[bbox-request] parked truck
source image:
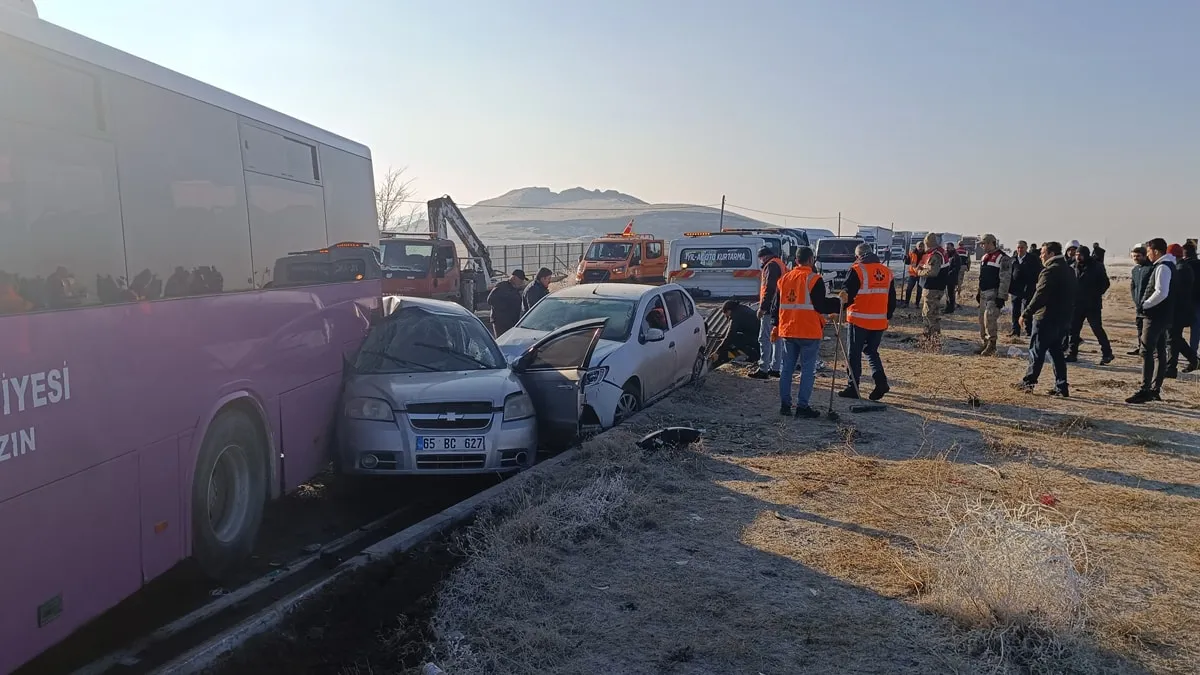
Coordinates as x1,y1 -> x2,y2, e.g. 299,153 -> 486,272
575,222 -> 668,284
379,196 -> 497,311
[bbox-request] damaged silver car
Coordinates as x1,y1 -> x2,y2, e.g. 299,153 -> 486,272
336,296 -> 603,475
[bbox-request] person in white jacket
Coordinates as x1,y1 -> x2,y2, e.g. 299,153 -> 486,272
1128,238 -> 1175,404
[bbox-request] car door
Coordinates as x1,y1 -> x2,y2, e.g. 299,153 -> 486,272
663,288 -> 704,385
512,318 -> 605,442
637,293 -> 675,398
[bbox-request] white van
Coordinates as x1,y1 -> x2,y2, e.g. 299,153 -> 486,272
667,233 -> 767,299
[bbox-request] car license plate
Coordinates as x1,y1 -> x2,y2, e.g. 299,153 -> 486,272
416,436 -> 485,452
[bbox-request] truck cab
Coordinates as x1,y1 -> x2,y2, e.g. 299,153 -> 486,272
269,241 -> 382,288
576,232 -> 667,284
379,233 -> 485,310
814,236 -> 865,291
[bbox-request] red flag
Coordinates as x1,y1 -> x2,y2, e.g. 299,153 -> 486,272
622,219 -> 634,236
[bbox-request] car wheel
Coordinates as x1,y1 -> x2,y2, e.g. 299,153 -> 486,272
613,381 -> 642,424
690,349 -> 707,383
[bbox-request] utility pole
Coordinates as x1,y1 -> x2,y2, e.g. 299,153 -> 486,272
837,212 -> 842,237
718,195 -> 726,230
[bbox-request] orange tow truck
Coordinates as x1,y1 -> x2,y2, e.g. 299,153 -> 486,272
575,221 -> 668,284
378,196 -> 497,311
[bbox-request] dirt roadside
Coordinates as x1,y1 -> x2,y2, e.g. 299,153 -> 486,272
423,279 -> 1198,673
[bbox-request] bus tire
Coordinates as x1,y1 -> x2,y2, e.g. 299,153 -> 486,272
459,278 -> 476,312
191,408 -> 268,580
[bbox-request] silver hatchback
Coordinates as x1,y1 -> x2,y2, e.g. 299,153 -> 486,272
337,296 -> 603,475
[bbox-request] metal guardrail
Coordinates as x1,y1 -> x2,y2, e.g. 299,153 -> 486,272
486,243 -> 586,277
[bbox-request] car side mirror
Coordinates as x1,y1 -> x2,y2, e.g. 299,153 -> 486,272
643,327 -> 665,343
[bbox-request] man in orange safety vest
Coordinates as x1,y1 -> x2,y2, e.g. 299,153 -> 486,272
771,246 -> 842,418
838,243 -> 897,401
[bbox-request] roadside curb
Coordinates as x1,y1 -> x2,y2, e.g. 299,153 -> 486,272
154,447 -> 584,674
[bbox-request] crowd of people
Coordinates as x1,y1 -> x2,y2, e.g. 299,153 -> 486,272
717,235 -> 1200,417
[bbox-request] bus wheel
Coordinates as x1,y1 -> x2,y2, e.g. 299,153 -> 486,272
192,408 -> 267,580
459,278 -> 476,312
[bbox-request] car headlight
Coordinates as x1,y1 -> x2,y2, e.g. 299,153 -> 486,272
611,267 -> 624,274
503,392 -> 535,421
345,397 -> 392,421
582,366 -> 609,387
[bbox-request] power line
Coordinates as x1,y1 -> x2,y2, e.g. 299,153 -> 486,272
723,203 -> 839,221
398,199 -> 723,213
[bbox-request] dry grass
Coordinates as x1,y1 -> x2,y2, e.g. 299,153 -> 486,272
420,268 -> 1199,674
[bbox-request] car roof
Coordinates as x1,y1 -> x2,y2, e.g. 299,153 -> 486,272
553,283 -> 664,300
381,294 -> 476,318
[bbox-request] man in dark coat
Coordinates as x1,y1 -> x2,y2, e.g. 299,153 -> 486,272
1128,246 -> 1154,355
1067,245 -> 1114,365
943,240 -> 962,313
522,267 -> 553,314
1009,240 -> 1041,337
1165,244 -> 1199,376
1184,242 -> 1200,355
1016,242 -> 1076,397
713,300 -> 762,368
486,269 -> 527,336
1091,242 -> 1107,265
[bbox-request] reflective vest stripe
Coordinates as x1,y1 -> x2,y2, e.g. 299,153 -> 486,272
847,262 -> 892,330
777,267 -> 824,339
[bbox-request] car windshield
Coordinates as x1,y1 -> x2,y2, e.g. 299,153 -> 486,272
517,297 -> 637,342
380,241 -> 434,272
353,307 -> 505,373
584,242 -> 632,261
816,239 -> 861,259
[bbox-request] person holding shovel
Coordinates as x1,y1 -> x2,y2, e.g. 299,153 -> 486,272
837,243 -> 896,401
771,246 -> 841,418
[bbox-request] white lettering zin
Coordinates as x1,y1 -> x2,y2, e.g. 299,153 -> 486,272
0,426 -> 35,462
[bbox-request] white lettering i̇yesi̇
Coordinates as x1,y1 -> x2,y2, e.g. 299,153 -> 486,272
1,364 -> 70,416
0,363 -> 68,467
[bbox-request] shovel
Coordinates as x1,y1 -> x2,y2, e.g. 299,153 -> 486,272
835,321 -> 887,414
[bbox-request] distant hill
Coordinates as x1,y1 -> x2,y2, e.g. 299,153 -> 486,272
456,187 -> 780,245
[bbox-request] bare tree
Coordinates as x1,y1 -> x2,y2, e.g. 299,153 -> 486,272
376,166 -> 424,232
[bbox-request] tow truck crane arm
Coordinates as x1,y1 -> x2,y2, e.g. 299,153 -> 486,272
426,195 -> 497,279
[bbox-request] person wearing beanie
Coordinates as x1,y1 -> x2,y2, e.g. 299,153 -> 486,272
1165,243 -> 1199,377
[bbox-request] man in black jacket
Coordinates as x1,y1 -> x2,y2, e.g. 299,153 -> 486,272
750,246 -> 786,379
1009,240 -> 1041,337
1067,246 -> 1114,365
486,269 -> 527,336
522,267 -> 553,314
943,240 -> 962,313
1017,242 -> 1075,397
1128,246 -> 1154,355
1165,244 -> 1199,377
713,300 -> 762,368
1185,242 -> 1200,355
1128,238 -> 1175,404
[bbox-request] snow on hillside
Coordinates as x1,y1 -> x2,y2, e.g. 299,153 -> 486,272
458,187 -> 783,245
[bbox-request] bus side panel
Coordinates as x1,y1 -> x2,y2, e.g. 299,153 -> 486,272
319,144 -> 377,246
139,435 -> 184,584
0,453 -> 141,675
280,373 -> 340,492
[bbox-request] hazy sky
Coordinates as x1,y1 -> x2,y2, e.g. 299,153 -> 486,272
38,0 -> 1199,246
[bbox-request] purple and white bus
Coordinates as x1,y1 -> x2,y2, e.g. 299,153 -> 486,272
0,5 -> 380,672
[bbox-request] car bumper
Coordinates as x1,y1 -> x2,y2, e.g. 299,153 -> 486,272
583,381 -> 623,429
337,414 -> 538,475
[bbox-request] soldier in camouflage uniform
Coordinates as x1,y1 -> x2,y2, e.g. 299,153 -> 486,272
916,232 -> 951,340
974,233 -> 1013,355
